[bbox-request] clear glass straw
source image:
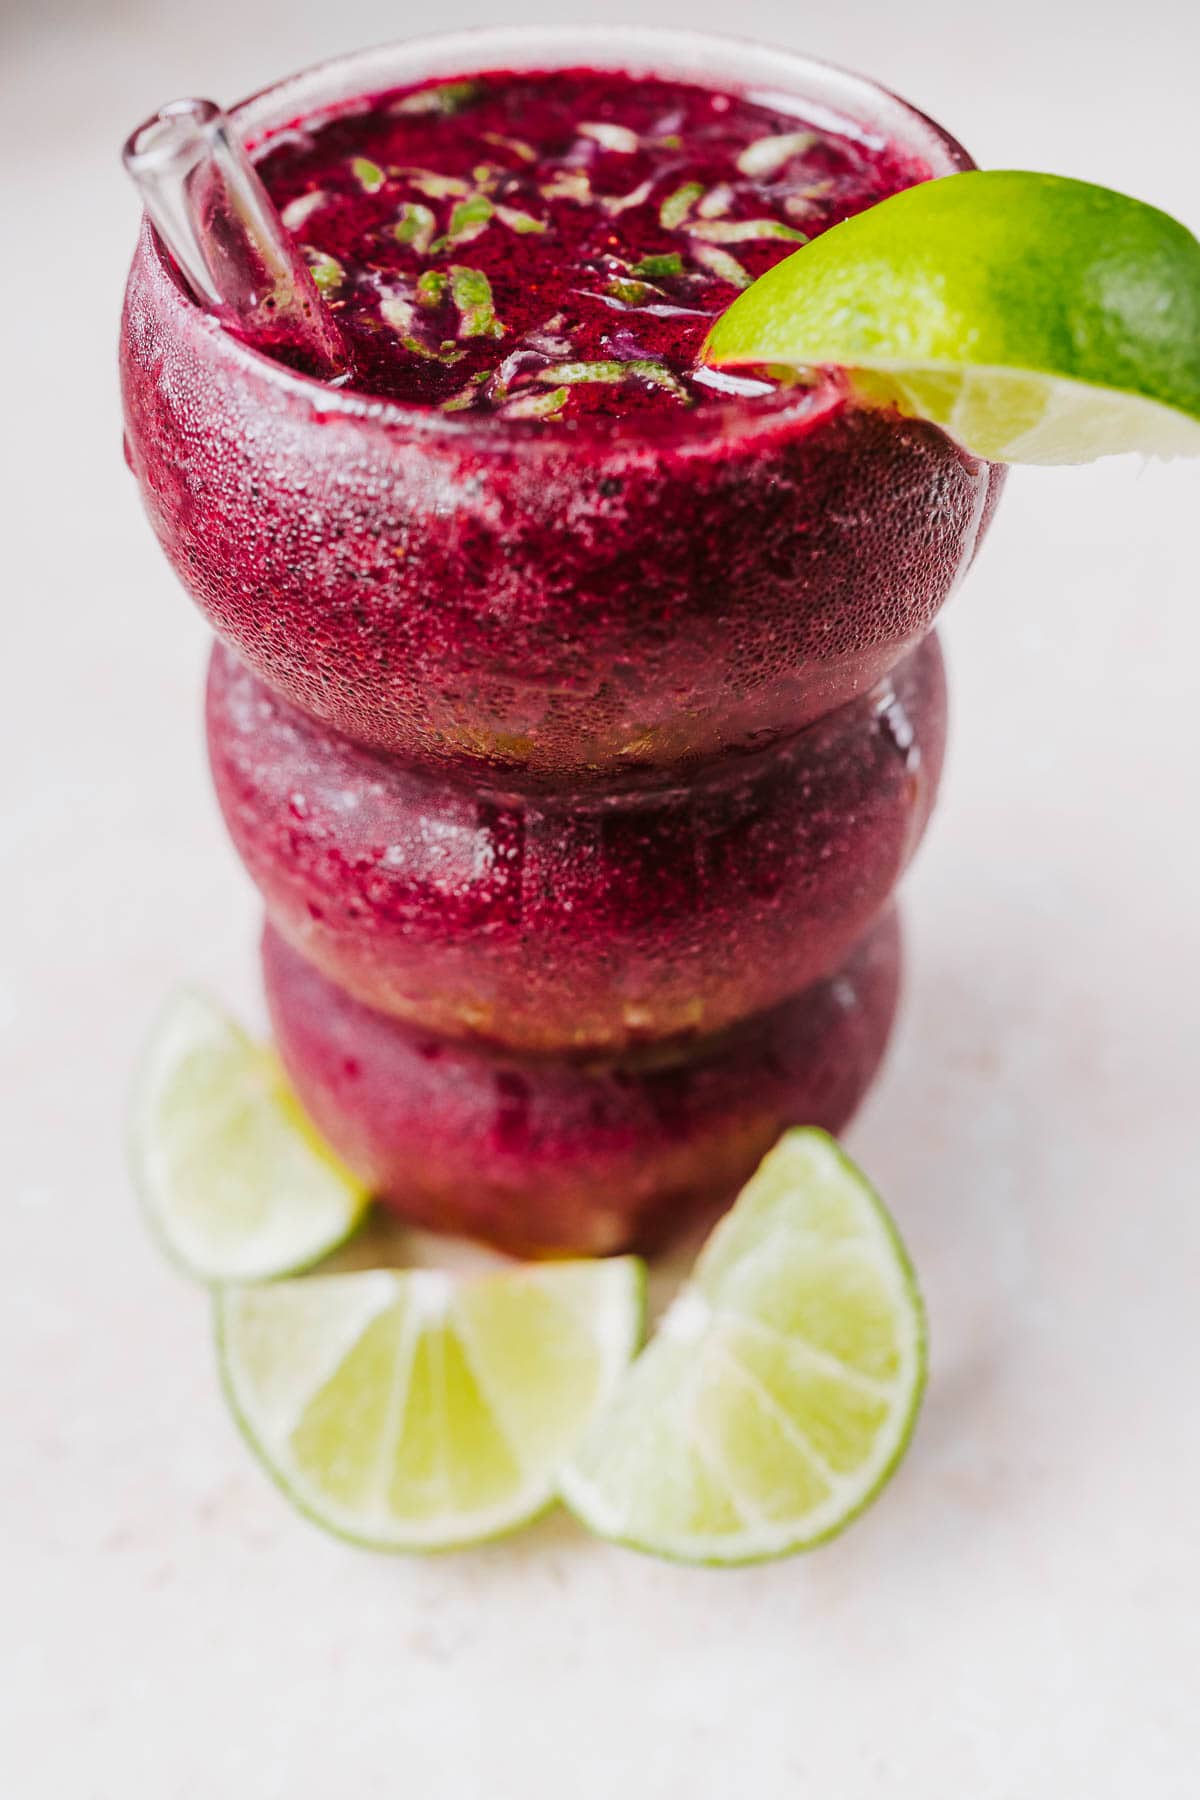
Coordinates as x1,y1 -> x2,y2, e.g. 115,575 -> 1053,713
122,97 -> 350,380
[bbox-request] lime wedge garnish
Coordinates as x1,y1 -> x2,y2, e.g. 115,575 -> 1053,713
559,1129 -> 925,1564
130,990 -> 368,1283
703,170 -> 1200,464
216,1259 -> 644,1550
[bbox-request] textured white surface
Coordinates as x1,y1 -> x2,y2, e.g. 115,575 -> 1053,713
4,2 -> 1199,1794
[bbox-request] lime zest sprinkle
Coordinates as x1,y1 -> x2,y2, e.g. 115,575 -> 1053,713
538,360 -> 629,384
482,131 -> 537,164
788,179 -> 835,210
379,293 -> 415,334
660,181 -> 705,229
605,278 -> 658,305
579,121 -> 640,154
690,218 -> 808,244
691,243 -> 753,289
601,177 -> 654,217
403,169 -> 471,201
443,369 -> 497,409
303,248 -> 345,295
450,265 -> 504,340
416,270 -> 449,308
280,190 -> 328,231
626,359 -> 692,401
391,79 -> 483,117
399,334 -> 466,364
735,131 -> 817,178
540,170 -> 592,205
537,359 -> 691,402
393,201 -> 436,254
504,385 -> 571,419
431,193 -> 495,254
350,156 -> 386,194
632,252 -> 684,279
496,204 -> 548,236
696,183 -> 734,221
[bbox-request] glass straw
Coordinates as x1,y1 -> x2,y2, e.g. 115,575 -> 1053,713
122,97 -> 350,380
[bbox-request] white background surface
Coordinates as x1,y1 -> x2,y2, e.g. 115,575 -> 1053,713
4,1 -> 1199,1794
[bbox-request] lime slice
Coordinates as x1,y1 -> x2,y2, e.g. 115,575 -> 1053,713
703,170 -> 1200,464
130,990 -> 368,1283
216,1259 -> 644,1550
560,1129 -> 925,1564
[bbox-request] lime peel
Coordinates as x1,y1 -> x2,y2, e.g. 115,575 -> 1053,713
703,170 -> 1200,464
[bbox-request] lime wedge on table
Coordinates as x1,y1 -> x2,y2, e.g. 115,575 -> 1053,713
216,1260 -> 644,1550
703,171 -> 1200,464
560,1129 -> 925,1565
130,990 -> 367,1283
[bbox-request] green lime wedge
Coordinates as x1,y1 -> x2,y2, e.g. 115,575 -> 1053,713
703,170 -> 1200,464
559,1129 -> 925,1564
129,990 -> 368,1283
216,1259 -> 645,1550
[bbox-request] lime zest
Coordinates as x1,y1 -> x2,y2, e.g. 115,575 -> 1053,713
400,333 -> 465,365
393,201 -> 435,254
450,265 -> 504,340
391,80 -> 483,118
302,248 -> 344,296
625,359 -> 692,401
606,278 -> 658,305
696,183 -> 734,221
416,269 -> 448,308
537,359 -> 691,401
601,177 -> 654,217
539,360 -> 628,384
580,121 -> 640,154
632,252 -> 684,279
379,293 -> 415,334
690,218 -> 807,245
350,156 -> 385,194
503,385 -> 570,419
540,170 -> 592,206
482,130 -> 537,164
403,168 -> 471,201
735,131 -> 817,178
496,203 -> 547,236
431,193 -> 494,254
280,191 -> 327,232
660,181 -> 704,229
691,243 -> 752,290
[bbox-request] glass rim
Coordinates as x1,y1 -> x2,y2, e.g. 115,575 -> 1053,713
142,24 -> 974,445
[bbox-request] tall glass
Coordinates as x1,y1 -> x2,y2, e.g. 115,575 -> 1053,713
121,29 -> 1003,1254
